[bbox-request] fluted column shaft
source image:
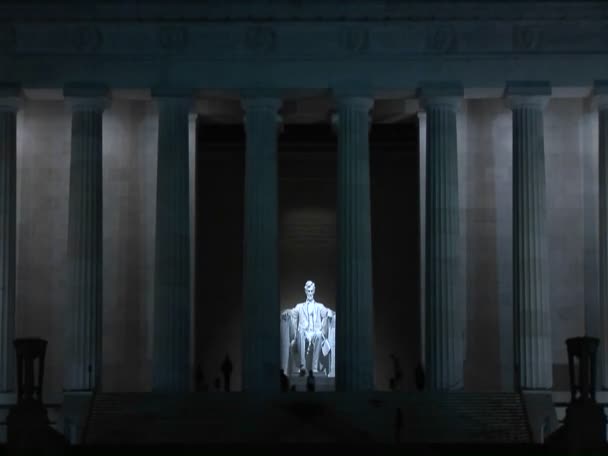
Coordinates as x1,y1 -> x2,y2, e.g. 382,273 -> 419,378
0,93 -> 18,392
65,94 -> 106,391
242,97 -> 281,392
335,96 -> 374,392
422,95 -> 463,391
508,91 -> 552,389
153,96 -> 192,392
597,91 -> 608,389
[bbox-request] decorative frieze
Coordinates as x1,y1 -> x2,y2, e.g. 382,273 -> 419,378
243,26 -> 276,54
158,26 -> 188,52
426,25 -> 457,53
340,26 -> 369,54
4,20 -> 608,59
512,24 -> 542,52
72,25 -> 102,53
0,6 -> 607,88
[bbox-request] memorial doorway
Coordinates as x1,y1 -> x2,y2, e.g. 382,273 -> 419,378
194,119 -> 419,391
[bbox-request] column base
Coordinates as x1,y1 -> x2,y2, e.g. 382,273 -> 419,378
62,391 -> 94,445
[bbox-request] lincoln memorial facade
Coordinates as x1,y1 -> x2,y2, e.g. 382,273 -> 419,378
0,1 -> 608,417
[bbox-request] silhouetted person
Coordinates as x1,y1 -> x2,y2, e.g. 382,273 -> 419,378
195,364 -> 205,392
280,369 -> 289,392
299,364 -> 306,377
221,355 -> 233,392
214,377 -> 221,392
306,370 -> 315,392
8,338 -> 67,452
389,378 -> 396,392
414,362 -> 425,391
390,354 -> 403,390
395,407 -> 403,443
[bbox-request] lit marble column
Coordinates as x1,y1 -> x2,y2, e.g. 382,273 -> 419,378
0,87 -> 19,392
241,96 -> 281,392
417,111 -> 427,374
153,93 -> 192,392
64,87 -> 107,391
334,95 -> 374,392
595,82 -> 608,389
506,82 -> 552,390
420,86 -> 464,391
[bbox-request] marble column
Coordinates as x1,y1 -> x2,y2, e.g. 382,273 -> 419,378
241,96 -> 281,392
334,95 -> 374,392
419,86 -> 464,391
417,112 -> 427,373
64,87 -> 107,391
506,82 -> 552,390
595,82 -> 608,389
0,87 -> 19,392
152,93 -> 192,392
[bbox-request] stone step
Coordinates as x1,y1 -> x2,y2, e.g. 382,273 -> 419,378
287,375 -> 335,392
84,392 -> 531,445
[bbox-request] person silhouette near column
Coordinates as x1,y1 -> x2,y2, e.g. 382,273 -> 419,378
280,369 -> 289,392
306,370 -> 315,392
221,355 -> 233,392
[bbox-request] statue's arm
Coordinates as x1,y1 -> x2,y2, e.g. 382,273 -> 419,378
290,307 -> 298,341
281,309 -> 297,342
320,304 -> 329,336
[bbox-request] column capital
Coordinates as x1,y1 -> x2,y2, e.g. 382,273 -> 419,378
331,91 -> 374,129
64,83 -> 109,111
241,97 -> 282,134
152,87 -> 194,112
504,81 -> 551,110
592,81 -> 608,111
0,83 -> 22,112
151,87 -> 194,99
330,110 -> 372,134
335,96 -> 374,112
240,89 -> 281,119
418,82 -> 463,112
331,79 -> 372,102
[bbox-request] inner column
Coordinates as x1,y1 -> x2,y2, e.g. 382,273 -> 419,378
152,92 -> 192,392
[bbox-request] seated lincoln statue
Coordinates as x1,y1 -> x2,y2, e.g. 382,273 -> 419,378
280,281 -> 335,377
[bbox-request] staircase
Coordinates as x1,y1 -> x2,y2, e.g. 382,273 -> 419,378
390,392 -> 531,443
84,394 -> 243,445
83,392 -> 531,445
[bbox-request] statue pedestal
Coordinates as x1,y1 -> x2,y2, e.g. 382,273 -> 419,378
288,374 -> 335,392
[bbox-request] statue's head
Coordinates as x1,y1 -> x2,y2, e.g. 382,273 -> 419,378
304,280 -> 316,301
